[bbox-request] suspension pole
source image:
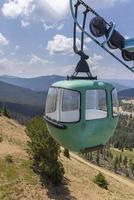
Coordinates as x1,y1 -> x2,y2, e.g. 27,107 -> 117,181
73,1 -> 81,54
81,8 -> 89,51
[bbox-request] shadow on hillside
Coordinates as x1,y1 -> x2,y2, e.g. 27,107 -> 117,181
32,164 -> 76,200
40,176 -> 77,200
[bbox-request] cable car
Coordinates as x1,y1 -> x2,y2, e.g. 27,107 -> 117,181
44,0 -> 134,152
44,80 -> 119,152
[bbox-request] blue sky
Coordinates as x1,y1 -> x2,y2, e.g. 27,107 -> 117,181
0,0 -> 134,79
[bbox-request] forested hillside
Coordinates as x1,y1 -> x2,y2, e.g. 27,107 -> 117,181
0,81 -> 46,106
110,114 -> 134,149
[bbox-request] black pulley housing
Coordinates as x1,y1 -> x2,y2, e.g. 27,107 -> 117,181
90,16 -> 107,37
107,30 -> 125,50
90,17 -> 125,50
122,50 -> 134,61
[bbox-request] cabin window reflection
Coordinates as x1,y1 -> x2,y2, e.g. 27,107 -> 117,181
61,89 -> 80,122
112,89 -> 119,117
45,88 -> 58,121
86,90 -> 107,120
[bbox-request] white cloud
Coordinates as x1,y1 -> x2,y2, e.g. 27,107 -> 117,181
0,57 -> 9,66
29,54 -> 50,65
43,23 -> 64,31
0,33 -> 9,46
1,0 -> 128,30
2,0 -> 35,19
0,56 -> 24,75
46,34 -> 82,55
85,53 -> 134,80
21,20 -> 30,28
36,0 -> 69,20
88,54 -> 103,66
57,24 -> 64,30
92,63 -> 134,80
2,0 -> 69,22
2,0 -> 128,21
0,53 -> 133,79
43,23 -> 56,31
0,54 -> 52,77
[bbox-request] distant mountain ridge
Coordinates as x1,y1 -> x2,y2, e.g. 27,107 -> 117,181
0,75 -> 133,106
0,81 -> 46,106
0,75 -> 65,92
0,75 -> 133,92
118,88 -> 134,99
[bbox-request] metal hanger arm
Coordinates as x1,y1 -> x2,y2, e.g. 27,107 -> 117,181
70,0 -> 134,74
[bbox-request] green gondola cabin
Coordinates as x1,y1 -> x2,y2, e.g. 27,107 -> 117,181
44,80 -> 119,152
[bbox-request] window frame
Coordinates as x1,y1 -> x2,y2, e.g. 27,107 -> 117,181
45,87 -> 58,114
62,89 -> 80,112
111,88 -> 119,118
85,89 -> 108,121
60,88 -> 81,123
45,86 -> 81,124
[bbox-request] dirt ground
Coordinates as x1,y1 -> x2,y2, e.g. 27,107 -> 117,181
0,115 -> 134,200
0,116 -> 28,159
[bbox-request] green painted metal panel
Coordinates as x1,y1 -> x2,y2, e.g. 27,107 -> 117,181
46,117 -> 118,152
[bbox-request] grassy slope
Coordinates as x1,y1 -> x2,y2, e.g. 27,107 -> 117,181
111,148 -> 134,160
0,115 -> 134,200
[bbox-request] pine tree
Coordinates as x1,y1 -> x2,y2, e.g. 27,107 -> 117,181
106,150 -> 109,158
94,173 -> 109,190
129,159 -> 134,174
119,154 -> 122,163
125,170 -> 129,178
64,148 -> 70,159
96,150 -> 100,166
109,151 -> 113,159
26,117 -> 64,185
123,156 -> 128,168
113,156 -> 118,173
2,103 -> 10,118
89,152 -> 93,161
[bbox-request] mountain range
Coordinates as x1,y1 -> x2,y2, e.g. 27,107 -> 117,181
0,81 -> 46,106
0,75 -> 133,119
0,75 -> 65,92
0,75 -> 133,92
118,88 -> 134,99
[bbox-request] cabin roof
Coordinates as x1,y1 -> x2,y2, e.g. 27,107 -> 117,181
52,80 -> 114,91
